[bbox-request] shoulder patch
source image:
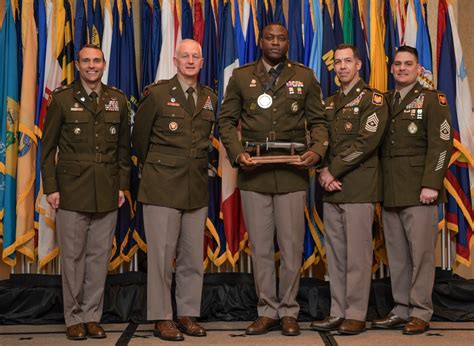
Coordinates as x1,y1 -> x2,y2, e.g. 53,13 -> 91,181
372,92 -> 383,106
438,93 -> 447,106
47,93 -> 53,107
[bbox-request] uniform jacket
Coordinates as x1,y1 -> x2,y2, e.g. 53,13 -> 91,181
323,80 -> 388,203
218,59 -> 328,193
381,82 -> 453,207
132,75 -> 217,210
41,81 -> 131,213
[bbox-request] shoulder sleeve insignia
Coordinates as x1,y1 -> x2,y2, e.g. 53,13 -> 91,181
438,93 -> 447,106
47,93 -> 53,107
143,87 -> 151,97
372,93 -> 383,106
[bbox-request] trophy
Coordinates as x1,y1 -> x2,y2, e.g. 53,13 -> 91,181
245,138 -> 305,164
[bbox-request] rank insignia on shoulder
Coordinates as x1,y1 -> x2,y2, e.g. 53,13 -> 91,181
372,93 -> 383,106
438,93 -> 447,106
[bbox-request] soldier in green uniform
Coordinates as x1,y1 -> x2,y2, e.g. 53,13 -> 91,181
132,39 -> 217,342
218,23 -> 328,336
372,46 -> 453,335
310,45 -> 388,335
41,44 -> 131,340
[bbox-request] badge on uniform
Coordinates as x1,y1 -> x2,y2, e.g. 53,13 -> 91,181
342,150 -> 363,162
70,102 -> 84,112
372,93 -> 383,106
249,102 -> 257,111
435,150 -> 447,171
249,79 -> 257,88
440,119 -> 450,140
438,93 -> 447,106
105,100 -> 119,111
408,122 -> 418,134
365,113 -> 379,132
169,121 -> 178,131
203,96 -> 214,111
417,109 -> 423,120
344,122 -> 353,131
167,97 -> 181,107
291,102 -> 299,113
73,127 -> 81,135
346,92 -> 365,107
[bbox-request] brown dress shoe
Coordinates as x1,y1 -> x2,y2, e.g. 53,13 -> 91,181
310,316 -> 344,331
84,322 -> 106,339
154,320 -> 185,341
177,316 -> 207,337
403,317 -> 429,335
66,323 -> 87,340
338,319 -> 366,335
281,316 -> 300,336
245,316 -> 280,335
371,313 -> 407,329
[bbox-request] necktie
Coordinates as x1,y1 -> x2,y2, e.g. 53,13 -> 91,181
89,91 -> 98,112
269,67 -> 279,86
186,87 -> 195,114
392,91 -> 400,113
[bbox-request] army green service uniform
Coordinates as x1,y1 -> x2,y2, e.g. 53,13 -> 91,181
322,79 -> 388,321
381,82 -> 453,322
132,75 -> 217,320
41,81 -> 131,327
218,59 -> 328,319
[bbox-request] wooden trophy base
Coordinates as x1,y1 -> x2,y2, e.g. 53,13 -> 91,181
251,155 -> 302,164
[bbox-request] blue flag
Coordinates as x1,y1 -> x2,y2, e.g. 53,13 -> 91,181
384,0 -> 398,89
353,0 -> 370,82
107,0 -> 121,88
92,0 -> 104,46
287,0 -> 304,63
181,0 -> 193,39
320,1 -> 338,97
34,0 -> 47,230
274,0 -> 286,26
303,0 -> 314,66
233,0 -> 246,66
74,0 -> 88,80
140,0 -> 162,90
200,0 -> 218,89
334,0 -> 344,45
309,0 -> 323,80
244,4 -> 258,64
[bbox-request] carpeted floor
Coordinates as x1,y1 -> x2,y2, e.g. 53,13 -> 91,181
1,321 -> 473,345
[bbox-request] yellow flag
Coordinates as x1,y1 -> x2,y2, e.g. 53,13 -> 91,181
15,0 -> 38,262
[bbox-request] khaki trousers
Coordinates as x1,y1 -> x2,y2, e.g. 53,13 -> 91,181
143,204 -> 207,320
240,190 -> 306,319
323,202 -> 374,321
382,205 -> 438,322
56,209 -> 117,327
